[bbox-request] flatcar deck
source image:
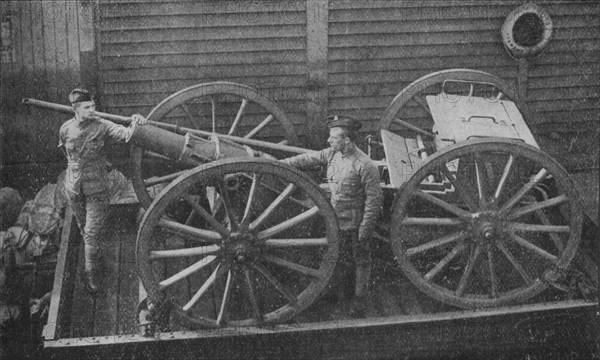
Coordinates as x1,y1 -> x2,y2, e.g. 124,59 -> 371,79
42,188 -> 599,358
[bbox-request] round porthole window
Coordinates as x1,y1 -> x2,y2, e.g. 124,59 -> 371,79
501,3 -> 553,58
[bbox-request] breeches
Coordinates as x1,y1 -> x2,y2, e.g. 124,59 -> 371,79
66,190 -> 109,249
339,229 -> 371,267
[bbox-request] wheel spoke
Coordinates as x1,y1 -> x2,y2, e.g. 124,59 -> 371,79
406,231 -> 469,256
228,98 -> 248,135
487,246 -> 498,298
414,190 -> 473,219
474,153 -> 488,205
493,154 -> 515,201
412,96 -> 432,116
144,169 -> 189,187
217,180 -> 240,230
455,244 -> 481,297
259,181 -> 311,208
441,165 -> 478,210
262,254 -> 322,279
506,232 -> 558,263
402,217 -> 464,226
251,262 -> 297,305
507,195 -> 569,220
216,269 -> 235,326
150,245 -> 220,260
244,267 -> 262,323
500,169 -> 549,213
244,114 -> 274,139
250,183 -> 296,231
535,210 -> 565,253
495,239 -> 533,285
183,263 -> 221,311
392,118 -> 436,139
211,96 -> 216,133
158,255 -> 217,290
159,218 -> 222,242
206,186 -> 223,215
509,222 -> 570,233
264,238 -> 328,247
424,241 -> 466,281
241,173 -> 263,228
184,203 -> 197,225
184,195 -> 230,238
250,184 -> 296,230
179,103 -> 200,129
257,206 -> 319,240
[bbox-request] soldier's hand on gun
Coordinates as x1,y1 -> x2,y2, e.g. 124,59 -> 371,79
131,114 -> 148,126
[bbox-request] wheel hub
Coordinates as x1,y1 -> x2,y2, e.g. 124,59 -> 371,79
480,223 -> 495,240
471,212 -> 504,244
226,232 -> 261,263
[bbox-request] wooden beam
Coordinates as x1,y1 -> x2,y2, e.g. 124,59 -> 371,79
517,57 -> 528,104
305,0 -> 329,148
43,207 -> 80,341
78,0 -> 98,97
43,301 -> 597,359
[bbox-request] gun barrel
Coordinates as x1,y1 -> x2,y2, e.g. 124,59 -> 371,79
22,98 -> 133,125
22,98 -> 311,154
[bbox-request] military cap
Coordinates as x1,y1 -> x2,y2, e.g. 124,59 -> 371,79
326,115 -> 362,131
69,88 -> 94,104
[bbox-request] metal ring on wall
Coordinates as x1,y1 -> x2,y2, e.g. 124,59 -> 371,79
501,3 -> 553,59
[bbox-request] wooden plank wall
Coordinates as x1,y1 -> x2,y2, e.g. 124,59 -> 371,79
97,0 -> 309,140
0,0 -> 94,198
97,0 -> 599,165
327,1 -> 600,135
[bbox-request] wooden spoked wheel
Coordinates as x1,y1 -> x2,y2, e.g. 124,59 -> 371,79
390,138 -> 583,308
131,82 -> 299,208
378,69 -> 527,137
136,158 -> 339,328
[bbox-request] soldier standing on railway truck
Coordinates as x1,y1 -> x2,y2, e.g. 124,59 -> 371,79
281,115 -> 383,317
58,88 -> 148,294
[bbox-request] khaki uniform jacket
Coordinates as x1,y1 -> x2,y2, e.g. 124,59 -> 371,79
282,144 -> 383,239
59,118 -> 134,195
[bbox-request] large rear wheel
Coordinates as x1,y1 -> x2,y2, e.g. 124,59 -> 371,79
390,138 -> 583,308
136,158 -> 339,328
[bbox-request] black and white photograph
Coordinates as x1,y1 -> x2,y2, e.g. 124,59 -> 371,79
1,1 -> 598,359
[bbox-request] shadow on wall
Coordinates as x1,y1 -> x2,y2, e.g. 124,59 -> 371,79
1,107 -> 66,199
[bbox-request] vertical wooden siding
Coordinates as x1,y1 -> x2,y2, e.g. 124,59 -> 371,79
1,1 -> 83,102
98,0 -> 308,138
0,1 -> 90,196
98,0 -> 598,143
327,1 -> 600,134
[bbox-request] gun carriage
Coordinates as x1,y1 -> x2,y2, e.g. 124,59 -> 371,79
23,69 -> 585,329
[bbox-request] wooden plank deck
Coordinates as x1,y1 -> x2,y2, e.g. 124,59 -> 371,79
64,204 -> 141,338
43,199 -> 599,358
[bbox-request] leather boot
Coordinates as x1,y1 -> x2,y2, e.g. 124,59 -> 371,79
349,263 -> 371,317
85,268 -> 99,294
84,246 -> 100,294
